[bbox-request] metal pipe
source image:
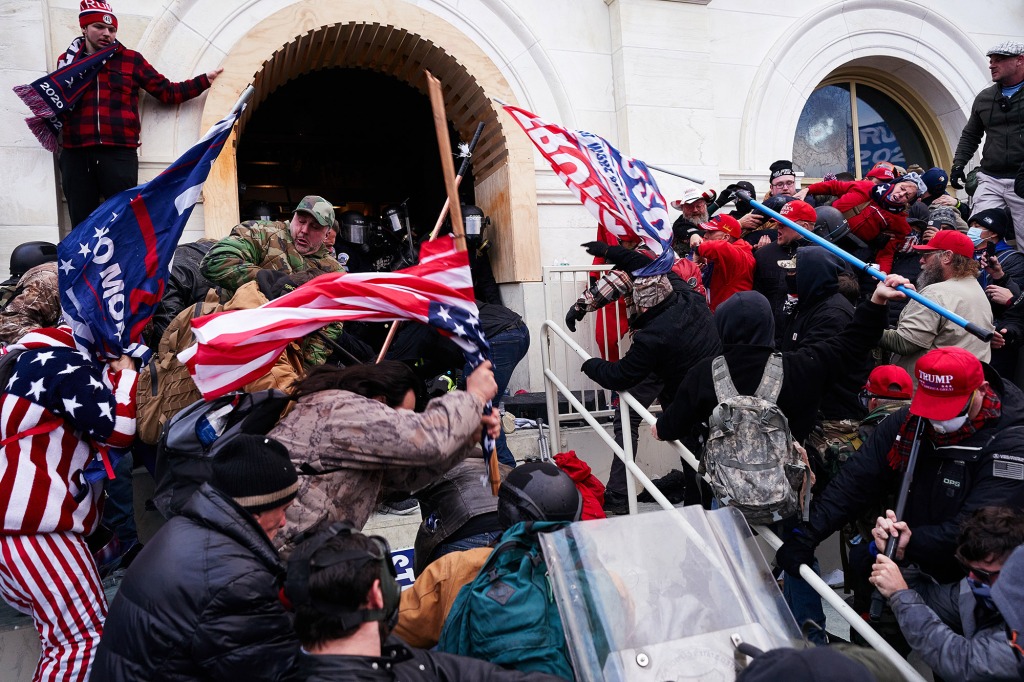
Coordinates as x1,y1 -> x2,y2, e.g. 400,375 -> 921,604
646,163 -> 705,185
733,190 -> 993,342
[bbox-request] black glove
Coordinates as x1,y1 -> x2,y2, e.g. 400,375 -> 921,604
581,358 -> 600,376
564,303 -> 586,332
950,164 -> 966,190
581,241 -> 609,258
775,526 -> 818,577
255,269 -> 299,300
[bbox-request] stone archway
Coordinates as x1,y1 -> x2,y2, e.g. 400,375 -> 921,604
739,0 -> 988,177
196,1 -> 541,282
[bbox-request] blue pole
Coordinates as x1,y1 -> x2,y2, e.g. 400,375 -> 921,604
733,190 -> 993,343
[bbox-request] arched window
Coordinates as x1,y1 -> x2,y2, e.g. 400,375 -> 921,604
794,80 -> 935,180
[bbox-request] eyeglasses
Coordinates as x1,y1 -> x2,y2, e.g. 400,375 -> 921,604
998,96 -> 1012,113
771,180 -> 797,189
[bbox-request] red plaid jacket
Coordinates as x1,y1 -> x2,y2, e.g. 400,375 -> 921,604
61,46 -> 210,149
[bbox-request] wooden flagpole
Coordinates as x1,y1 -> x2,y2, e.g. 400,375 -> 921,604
425,70 -> 500,496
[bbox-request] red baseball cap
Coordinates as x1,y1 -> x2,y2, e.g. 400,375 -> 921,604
864,365 -> 913,399
912,229 -> 974,259
699,214 -> 742,239
779,199 -> 817,224
910,347 -> 985,419
866,166 -> 896,182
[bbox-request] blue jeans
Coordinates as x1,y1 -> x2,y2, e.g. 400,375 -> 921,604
468,322 -> 530,467
430,530 -> 503,565
102,451 -> 138,546
775,520 -> 827,645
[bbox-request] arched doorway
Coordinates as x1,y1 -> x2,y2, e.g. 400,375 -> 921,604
235,68 -> 467,235
198,8 -> 541,283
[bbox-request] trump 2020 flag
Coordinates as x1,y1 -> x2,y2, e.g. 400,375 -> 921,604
58,88 -> 252,362
502,103 -> 674,276
178,237 -> 490,399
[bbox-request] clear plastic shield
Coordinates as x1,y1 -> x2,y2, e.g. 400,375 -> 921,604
540,506 -> 803,681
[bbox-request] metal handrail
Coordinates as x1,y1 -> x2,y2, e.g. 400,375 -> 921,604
539,316 -> 926,682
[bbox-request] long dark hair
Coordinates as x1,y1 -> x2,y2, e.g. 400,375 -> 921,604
291,360 -> 420,408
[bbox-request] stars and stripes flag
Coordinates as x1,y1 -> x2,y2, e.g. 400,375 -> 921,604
178,237 -> 491,400
502,103 -> 674,276
57,87 -> 252,363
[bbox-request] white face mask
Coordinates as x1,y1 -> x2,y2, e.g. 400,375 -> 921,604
929,414 -> 970,434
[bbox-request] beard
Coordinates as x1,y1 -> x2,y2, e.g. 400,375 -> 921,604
683,207 -> 710,225
915,259 -> 945,289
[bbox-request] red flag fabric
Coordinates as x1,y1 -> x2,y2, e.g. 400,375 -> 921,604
178,238 -> 488,399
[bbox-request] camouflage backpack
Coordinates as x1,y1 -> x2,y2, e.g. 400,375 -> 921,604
703,353 -> 805,525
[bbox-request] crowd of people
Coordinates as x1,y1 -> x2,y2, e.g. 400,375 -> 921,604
3,1 -> 1024,678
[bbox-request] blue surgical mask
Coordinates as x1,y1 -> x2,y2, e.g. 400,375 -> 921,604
968,577 -> 997,611
967,226 -> 986,247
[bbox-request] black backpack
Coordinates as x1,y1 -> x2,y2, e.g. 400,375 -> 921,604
152,389 -> 291,518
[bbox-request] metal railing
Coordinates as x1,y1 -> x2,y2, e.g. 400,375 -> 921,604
538,265 -> 925,681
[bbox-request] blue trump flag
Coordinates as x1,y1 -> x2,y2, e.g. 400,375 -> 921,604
58,87 -> 252,361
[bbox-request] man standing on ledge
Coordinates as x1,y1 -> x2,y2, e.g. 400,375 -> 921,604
951,41 -> 1024,247
58,0 -> 223,227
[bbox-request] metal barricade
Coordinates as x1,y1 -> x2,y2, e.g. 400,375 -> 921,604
538,264 -> 924,681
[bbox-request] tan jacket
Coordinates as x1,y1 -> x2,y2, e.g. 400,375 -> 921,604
393,547 -> 492,648
269,389 -> 483,555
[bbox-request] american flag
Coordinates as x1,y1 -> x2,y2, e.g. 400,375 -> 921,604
57,89 -> 250,363
179,237 -> 491,400
502,104 -> 674,276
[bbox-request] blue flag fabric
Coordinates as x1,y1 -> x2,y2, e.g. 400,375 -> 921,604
58,93 -> 248,362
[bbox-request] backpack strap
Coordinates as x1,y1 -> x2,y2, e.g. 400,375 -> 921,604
711,355 -> 739,403
754,353 -> 784,403
841,201 -> 870,221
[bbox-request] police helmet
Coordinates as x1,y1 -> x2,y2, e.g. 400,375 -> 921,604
498,461 -> 583,529
338,211 -> 369,245
813,206 -> 851,244
10,241 -> 57,278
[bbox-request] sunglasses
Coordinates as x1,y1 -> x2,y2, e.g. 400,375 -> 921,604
999,96 -> 1012,113
955,552 -> 1001,584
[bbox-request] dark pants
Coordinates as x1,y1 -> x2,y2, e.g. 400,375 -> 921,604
607,374 -> 663,499
775,519 -> 828,645
467,321 -> 530,467
102,451 -> 138,547
59,146 -> 139,228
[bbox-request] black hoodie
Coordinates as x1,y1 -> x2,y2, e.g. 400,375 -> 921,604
658,291 -> 888,443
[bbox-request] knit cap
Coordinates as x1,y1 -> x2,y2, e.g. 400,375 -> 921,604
80,0 -> 117,29
211,435 -> 298,514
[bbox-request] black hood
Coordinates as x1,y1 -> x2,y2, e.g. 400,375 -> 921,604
715,290 -> 775,346
795,245 -> 842,303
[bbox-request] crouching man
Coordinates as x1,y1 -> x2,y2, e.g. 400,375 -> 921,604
285,524 -> 564,681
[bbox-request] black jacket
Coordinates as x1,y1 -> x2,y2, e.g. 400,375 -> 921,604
582,247 -> 721,404
752,240 -> 798,341
657,293 -> 888,444
292,636 -> 562,681
92,484 -> 298,681
954,82 -> 1024,177
780,247 -> 865,420
150,240 -> 217,346
806,364 -> 1024,583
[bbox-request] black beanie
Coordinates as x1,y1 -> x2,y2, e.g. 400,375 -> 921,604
769,159 -> 796,181
210,434 -> 298,514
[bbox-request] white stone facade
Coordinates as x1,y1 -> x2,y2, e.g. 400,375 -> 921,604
1,0 -> 1019,391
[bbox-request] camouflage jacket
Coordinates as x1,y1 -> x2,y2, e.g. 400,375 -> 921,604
269,388 -> 484,556
200,220 -> 346,365
0,262 -> 60,345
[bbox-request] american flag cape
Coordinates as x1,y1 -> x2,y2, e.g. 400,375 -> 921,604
178,237 -> 492,400
502,103 -> 674,276
58,91 -> 248,363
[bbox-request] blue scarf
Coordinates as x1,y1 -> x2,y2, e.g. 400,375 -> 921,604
12,37 -> 121,152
